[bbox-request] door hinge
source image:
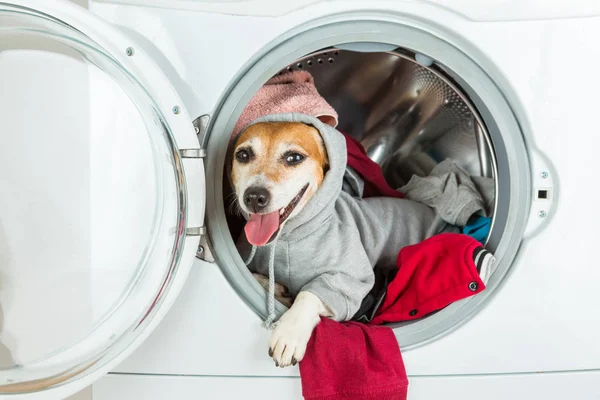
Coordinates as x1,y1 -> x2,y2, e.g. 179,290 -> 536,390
195,226 -> 215,263
180,148 -> 206,158
194,114 -> 211,149
180,114 -> 210,159
183,114 -> 213,262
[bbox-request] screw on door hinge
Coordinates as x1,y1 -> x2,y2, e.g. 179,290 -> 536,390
195,226 -> 215,262
180,115 -> 211,159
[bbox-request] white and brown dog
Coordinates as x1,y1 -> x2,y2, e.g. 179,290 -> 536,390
230,120 -> 332,367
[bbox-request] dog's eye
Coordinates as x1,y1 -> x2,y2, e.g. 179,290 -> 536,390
283,152 -> 305,166
235,148 -> 253,163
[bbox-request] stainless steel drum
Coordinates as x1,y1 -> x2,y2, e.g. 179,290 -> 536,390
277,48 -> 496,190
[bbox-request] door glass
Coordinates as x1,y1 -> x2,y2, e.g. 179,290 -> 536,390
0,5 -> 186,389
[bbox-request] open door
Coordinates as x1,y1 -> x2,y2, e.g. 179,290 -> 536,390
0,0 -> 205,398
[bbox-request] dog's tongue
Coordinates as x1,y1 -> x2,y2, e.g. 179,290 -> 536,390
245,211 -> 280,246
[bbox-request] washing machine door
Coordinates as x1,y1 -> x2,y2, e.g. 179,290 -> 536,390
0,0 -> 205,398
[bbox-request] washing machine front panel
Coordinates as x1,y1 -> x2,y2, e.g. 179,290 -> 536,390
87,0 -> 600,379
0,0 -> 204,398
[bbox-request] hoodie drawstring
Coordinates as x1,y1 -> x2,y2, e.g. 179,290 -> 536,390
244,238 -> 279,330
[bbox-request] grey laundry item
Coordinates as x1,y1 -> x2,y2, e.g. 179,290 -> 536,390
341,166 -> 365,197
398,159 -> 495,226
234,113 -> 465,324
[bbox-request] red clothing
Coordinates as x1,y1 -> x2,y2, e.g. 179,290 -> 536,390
344,134 -> 404,200
299,133 -> 485,400
371,233 -> 484,325
299,318 -> 408,400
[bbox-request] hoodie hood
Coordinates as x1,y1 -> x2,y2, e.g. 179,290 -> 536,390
230,70 -> 339,140
229,113 -> 348,242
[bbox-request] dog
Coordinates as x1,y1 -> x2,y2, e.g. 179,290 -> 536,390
229,114 -> 488,368
230,120 -> 334,367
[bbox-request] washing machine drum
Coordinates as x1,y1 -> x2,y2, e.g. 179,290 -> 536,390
215,38 -> 536,354
0,1 -> 204,398
283,49 -> 495,188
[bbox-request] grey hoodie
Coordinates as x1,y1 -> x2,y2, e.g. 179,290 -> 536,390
234,113 -> 487,323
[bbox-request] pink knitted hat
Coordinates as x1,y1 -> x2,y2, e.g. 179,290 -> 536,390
231,70 -> 338,140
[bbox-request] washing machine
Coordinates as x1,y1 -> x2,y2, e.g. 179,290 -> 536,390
1,0 -> 600,399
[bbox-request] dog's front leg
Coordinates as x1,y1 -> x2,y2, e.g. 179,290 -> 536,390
268,291 -> 331,368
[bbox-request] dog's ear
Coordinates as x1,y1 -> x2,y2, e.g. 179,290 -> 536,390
317,135 -> 329,171
322,138 -> 329,168
305,124 -> 329,171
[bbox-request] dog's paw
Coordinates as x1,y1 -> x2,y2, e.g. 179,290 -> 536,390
252,273 -> 293,308
268,312 -> 315,368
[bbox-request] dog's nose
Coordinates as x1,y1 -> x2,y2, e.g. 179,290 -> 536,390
243,186 -> 270,213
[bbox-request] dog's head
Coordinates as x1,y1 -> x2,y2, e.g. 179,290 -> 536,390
230,121 -> 329,246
